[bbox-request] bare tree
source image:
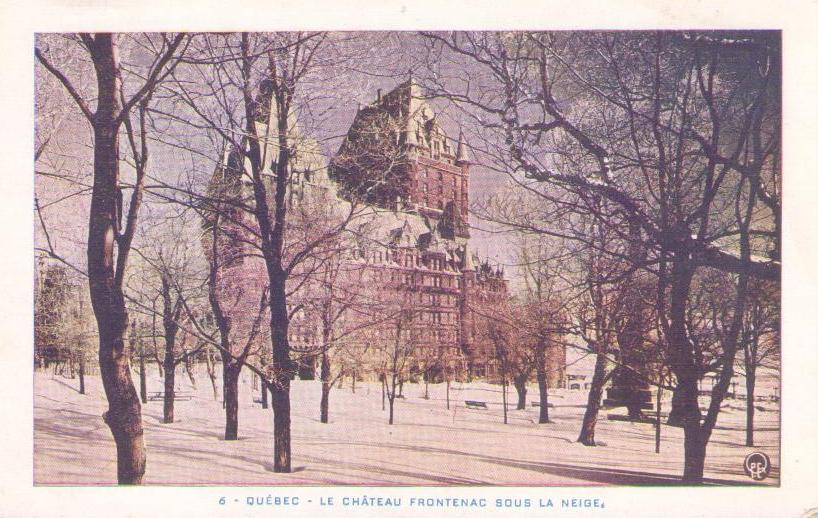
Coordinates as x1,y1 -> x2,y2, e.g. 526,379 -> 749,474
307,258 -> 373,424
514,234 -> 572,422
419,30 -> 780,483
737,279 -> 779,447
165,32 -> 372,470
36,33 -> 188,484
472,297 -> 517,424
366,285 -> 423,425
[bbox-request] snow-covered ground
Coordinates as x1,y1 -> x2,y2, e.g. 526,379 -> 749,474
33,367 -> 779,486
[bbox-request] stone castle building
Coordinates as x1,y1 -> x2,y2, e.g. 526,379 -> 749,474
212,78 -> 565,385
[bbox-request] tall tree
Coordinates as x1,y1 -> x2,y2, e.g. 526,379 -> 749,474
165,32 -> 365,470
366,284 -> 423,425
419,31 -> 779,482
738,279 -> 779,447
36,33 -> 188,484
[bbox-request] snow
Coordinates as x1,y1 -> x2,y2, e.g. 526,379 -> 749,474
34,368 -> 779,486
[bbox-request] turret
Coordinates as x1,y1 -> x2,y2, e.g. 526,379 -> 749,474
462,243 -> 475,272
455,131 -> 471,165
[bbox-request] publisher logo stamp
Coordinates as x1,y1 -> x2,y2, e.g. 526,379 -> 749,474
743,452 -> 771,481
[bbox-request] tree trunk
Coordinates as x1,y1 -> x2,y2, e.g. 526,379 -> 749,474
683,425 -> 707,482
139,341 -> 147,404
268,284 -> 293,473
271,380 -> 291,471
78,354 -> 86,395
87,34 -> 145,485
95,283 -> 145,485
388,374 -> 397,424
210,373 -> 218,400
746,367 -> 756,447
261,379 -> 269,409
160,275 -> 179,425
151,315 -> 164,379
351,370 -> 356,394
578,348 -> 607,445
320,349 -> 330,423
222,362 -> 239,440
184,355 -> 196,389
540,373 -> 550,423
501,375 -> 508,425
534,341 -> 550,423
381,376 -> 386,411
205,347 -> 218,401
162,347 -> 175,424
655,382 -> 663,453
514,373 -> 527,410
446,379 -> 450,410
665,259 -> 706,483
320,381 -> 330,424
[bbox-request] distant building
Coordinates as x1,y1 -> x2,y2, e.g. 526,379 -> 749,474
211,78 -> 565,383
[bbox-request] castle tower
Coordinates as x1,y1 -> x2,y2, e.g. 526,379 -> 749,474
329,79 -> 470,235
454,131 -> 471,221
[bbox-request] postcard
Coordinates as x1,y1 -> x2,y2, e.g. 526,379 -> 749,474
3,1 -> 818,517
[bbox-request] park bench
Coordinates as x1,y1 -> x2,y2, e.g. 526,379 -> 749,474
148,391 -> 193,402
465,400 -> 488,409
531,401 -> 554,408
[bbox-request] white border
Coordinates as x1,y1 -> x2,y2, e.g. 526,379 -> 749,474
3,1 -> 817,516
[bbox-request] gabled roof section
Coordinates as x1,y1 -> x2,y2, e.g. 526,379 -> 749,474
329,78 -> 462,209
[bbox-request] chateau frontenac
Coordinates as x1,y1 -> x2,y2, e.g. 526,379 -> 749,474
213,78 -> 566,385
